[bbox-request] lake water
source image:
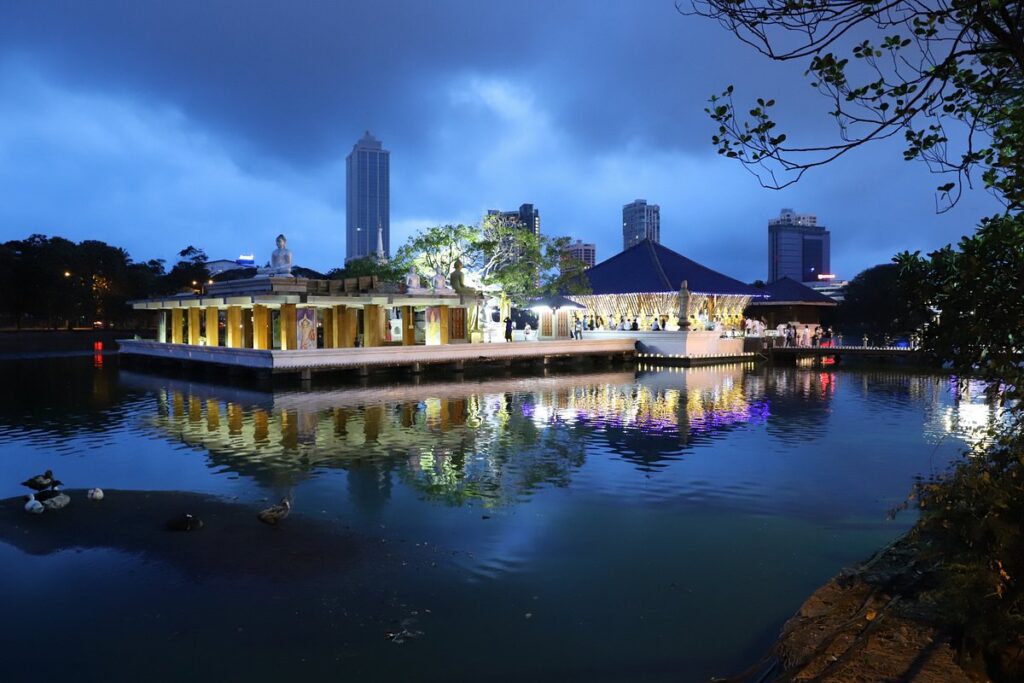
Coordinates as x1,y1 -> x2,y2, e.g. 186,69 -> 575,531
0,356 -> 988,681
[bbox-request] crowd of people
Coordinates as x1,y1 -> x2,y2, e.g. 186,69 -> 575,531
502,312 -> 838,345
774,323 -> 837,348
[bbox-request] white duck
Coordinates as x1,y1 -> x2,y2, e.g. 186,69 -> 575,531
24,495 -> 44,514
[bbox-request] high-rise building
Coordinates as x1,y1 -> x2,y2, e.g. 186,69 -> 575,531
561,239 -> 597,274
768,208 -> 831,283
486,203 -> 540,235
346,131 -> 390,262
622,199 -> 660,250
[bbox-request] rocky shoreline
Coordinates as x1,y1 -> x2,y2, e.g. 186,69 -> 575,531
767,536 -> 976,682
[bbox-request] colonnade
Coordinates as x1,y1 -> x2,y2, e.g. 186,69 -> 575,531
160,303 -> 455,350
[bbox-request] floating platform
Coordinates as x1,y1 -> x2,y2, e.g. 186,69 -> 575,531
118,338 -> 638,378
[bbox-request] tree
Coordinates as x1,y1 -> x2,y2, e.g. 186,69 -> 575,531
329,255 -> 409,284
161,245 -> 209,295
394,224 -> 481,284
394,221 -> 584,304
836,263 -> 930,339
896,214 -> 1024,402
684,0 -> 1024,210
686,1 -> 1024,671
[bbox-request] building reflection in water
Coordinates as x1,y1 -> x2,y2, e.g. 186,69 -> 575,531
128,365 -> 770,506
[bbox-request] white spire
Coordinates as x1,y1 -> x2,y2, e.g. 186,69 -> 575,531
376,221 -> 386,262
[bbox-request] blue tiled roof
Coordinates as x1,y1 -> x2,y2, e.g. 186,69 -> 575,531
752,276 -> 837,305
583,239 -> 762,296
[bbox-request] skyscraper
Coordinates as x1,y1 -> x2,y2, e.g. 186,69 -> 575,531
768,208 -> 832,283
561,239 -> 596,274
622,199 -> 660,250
346,131 -> 390,262
486,203 -> 540,235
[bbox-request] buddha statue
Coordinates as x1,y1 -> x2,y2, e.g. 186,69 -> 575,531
405,265 -> 429,294
257,234 -> 294,277
448,259 -> 476,296
432,268 -> 453,293
677,279 -> 691,331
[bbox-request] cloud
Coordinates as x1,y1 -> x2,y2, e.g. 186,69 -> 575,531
0,62 -> 345,267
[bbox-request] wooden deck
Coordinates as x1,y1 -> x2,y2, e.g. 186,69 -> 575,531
118,338 -> 637,376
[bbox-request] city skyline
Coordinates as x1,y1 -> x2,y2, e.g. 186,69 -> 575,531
0,1 -> 1001,281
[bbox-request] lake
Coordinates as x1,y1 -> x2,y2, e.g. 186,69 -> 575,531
0,356 -> 986,681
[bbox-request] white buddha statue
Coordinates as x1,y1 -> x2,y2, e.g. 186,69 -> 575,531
257,234 -> 294,277
432,267 -> 453,293
405,265 -> 429,294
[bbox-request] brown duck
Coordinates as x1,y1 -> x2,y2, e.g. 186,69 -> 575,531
21,470 -> 61,491
257,498 -> 291,526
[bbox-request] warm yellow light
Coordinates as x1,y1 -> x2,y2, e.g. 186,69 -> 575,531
64,271 -> 71,277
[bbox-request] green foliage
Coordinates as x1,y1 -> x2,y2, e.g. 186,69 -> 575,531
161,245 -> 210,295
911,431 -> 1024,670
897,214 -> 1024,403
0,234 -> 166,328
327,255 -> 409,283
394,224 -> 479,283
393,221 -> 585,303
689,0 -> 1024,209
836,263 -> 931,340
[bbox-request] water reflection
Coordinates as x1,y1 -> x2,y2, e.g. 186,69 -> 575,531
119,367 -> 777,504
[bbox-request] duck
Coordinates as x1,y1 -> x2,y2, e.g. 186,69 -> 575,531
257,498 -> 291,526
165,513 -> 203,532
24,495 -> 44,515
34,488 -> 71,511
21,470 -> 61,492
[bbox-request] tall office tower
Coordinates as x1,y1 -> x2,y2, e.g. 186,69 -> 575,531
622,199 -> 660,250
346,131 -> 390,262
768,208 -> 832,283
561,239 -> 597,274
486,203 -> 541,235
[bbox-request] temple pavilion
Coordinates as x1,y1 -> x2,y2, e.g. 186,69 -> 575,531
568,239 -> 763,330
744,276 -> 837,328
131,275 -> 476,350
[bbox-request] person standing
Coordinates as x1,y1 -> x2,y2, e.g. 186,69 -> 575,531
573,316 -> 583,340
504,316 -> 513,343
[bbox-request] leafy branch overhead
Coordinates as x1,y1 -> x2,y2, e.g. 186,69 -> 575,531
682,0 -> 1024,210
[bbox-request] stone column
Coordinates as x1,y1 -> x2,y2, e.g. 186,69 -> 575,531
226,305 -> 243,348
363,304 -> 382,347
242,309 -> 254,348
205,307 -> 220,347
279,303 -> 297,350
322,307 -> 335,348
252,305 -> 271,350
187,307 -> 202,345
401,306 -> 415,346
157,311 -> 167,343
337,306 -> 357,348
170,308 -> 184,344
439,305 -> 450,345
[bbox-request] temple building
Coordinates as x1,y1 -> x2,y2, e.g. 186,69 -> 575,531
568,239 -> 763,331
744,276 -> 837,328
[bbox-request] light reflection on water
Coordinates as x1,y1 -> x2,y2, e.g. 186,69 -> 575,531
0,357 -> 1002,681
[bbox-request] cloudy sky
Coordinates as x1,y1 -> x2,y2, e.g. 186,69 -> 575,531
0,0 -> 1001,281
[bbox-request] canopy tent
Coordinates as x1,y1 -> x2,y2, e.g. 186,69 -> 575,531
568,239 -> 763,330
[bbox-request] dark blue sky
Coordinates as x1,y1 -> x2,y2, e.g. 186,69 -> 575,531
0,0 -> 1000,280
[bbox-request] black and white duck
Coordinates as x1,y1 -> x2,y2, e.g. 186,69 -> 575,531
257,498 -> 291,526
165,513 -> 204,532
21,470 -> 61,492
